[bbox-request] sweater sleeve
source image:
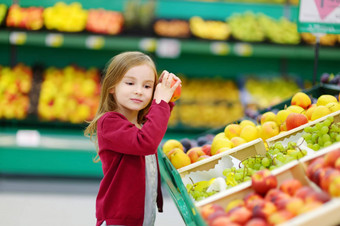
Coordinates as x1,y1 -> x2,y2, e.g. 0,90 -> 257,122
98,100 -> 171,156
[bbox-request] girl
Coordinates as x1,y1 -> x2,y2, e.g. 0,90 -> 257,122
84,51 -> 181,226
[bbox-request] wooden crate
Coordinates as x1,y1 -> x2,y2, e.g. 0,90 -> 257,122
177,138 -> 266,178
195,161 -> 340,226
266,110 -> 340,147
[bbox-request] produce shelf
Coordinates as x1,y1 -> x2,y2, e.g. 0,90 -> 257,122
1,30 -> 340,60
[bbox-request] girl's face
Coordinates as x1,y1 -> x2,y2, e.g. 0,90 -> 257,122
112,64 -> 155,117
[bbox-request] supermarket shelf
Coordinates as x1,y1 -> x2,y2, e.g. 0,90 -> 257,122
1,30 -> 340,60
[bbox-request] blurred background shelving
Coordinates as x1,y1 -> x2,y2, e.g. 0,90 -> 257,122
0,0 -> 339,178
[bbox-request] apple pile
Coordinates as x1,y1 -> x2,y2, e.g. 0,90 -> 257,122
6,4 -> 44,30
38,65 -> 100,123
154,19 -> 191,38
302,115 -> 340,151
189,16 -> 231,40
259,92 -> 340,137
86,9 -> 124,35
201,170 -> 331,226
0,4 -> 7,25
0,64 -> 33,120
306,148 -> 340,197
44,2 -> 88,32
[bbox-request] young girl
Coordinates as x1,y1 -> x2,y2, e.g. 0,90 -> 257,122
84,51 -> 181,226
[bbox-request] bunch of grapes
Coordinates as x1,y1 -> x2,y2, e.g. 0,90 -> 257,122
302,116 -> 340,151
186,180 -> 218,201
222,167 -> 252,187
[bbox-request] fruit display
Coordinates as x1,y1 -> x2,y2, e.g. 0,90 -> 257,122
6,4 -> 44,30
200,169 -> 332,226
0,64 -> 33,120
189,16 -> 231,40
154,19 -> 191,38
0,4 -> 7,25
241,75 -> 302,116
43,2 -> 88,32
38,65 -> 100,124
172,77 -> 243,128
228,12 -> 265,42
306,148 -> 340,197
86,9 -> 124,35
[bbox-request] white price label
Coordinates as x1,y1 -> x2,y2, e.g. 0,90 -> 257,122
210,42 -> 230,55
9,32 -> 27,45
16,130 -> 41,147
234,43 -> 253,57
46,34 -> 64,47
139,38 -> 157,52
85,36 -> 105,49
300,0 -> 340,23
156,39 -> 181,58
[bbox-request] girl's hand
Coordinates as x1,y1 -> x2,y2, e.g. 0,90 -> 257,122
154,70 -> 181,104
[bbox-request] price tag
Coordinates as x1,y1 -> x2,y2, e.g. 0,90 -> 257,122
139,38 -> 157,52
9,32 -> 27,45
234,43 -> 253,57
298,0 -> 340,34
16,130 -> 41,147
85,36 -> 105,49
45,34 -> 64,47
210,42 -> 230,56
156,39 -> 181,58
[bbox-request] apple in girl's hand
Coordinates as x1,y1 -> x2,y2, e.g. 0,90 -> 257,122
251,169 -> 277,195
170,78 -> 181,102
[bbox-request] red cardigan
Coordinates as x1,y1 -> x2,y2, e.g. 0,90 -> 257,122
96,100 -> 173,226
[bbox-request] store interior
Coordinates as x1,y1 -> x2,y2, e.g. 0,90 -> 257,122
0,0 -> 340,225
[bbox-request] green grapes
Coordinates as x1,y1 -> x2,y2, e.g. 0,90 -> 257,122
303,116 -> 340,151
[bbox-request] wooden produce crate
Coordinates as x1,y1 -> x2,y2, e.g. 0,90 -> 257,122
195,161 -> 340,226
266,110 -> 340,147
177,138 -> 266,178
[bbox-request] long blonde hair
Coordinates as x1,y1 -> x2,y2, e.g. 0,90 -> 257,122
84,51 -> 158,161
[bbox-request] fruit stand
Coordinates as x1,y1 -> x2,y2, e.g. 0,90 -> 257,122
159,84 -> 340,225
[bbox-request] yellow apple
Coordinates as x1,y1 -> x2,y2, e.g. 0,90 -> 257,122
326,102 -> 340,113
187,147 -> 205,163
276,110 -> 291,126
317,95 -> 338,106
211,136 -> 233,155
170,149 -> 191,169
230,136 -> 247,147
287,105 -> 305,114
240,125 -> 259,142
291,92 -> 311,109
305,104 -> 317,120
162,139 -> 183,155
224,123 -> 241,139
260,112 -> 277,125
239,120 -> 256,128
311,105 -> 331,121
259,121 -> 280,141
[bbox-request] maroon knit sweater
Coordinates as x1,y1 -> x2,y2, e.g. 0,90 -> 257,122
96,100 -> 173,226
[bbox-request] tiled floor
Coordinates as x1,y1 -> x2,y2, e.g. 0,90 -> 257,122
0,177 -> 186,226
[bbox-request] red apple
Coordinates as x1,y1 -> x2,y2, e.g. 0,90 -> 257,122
294,186 -> 315,201
306,157 -> 325,180
200,203 -> 225,220
305,190 -> 331,204
207,211 -> 229,225
285,113 -> 308,130
323,149 -> 340,168
211,216 -> 236,226
227,206 -> 252,225
170,78 -> 181,102
291,92 -> 312,109
186,147 -> 205,163
202,144 -> 212,156
320,167 -> 340,191
279,179 -> 303,196
285,197 -> 304,216
251,169 -> 278,195
251,200 -> 277,219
